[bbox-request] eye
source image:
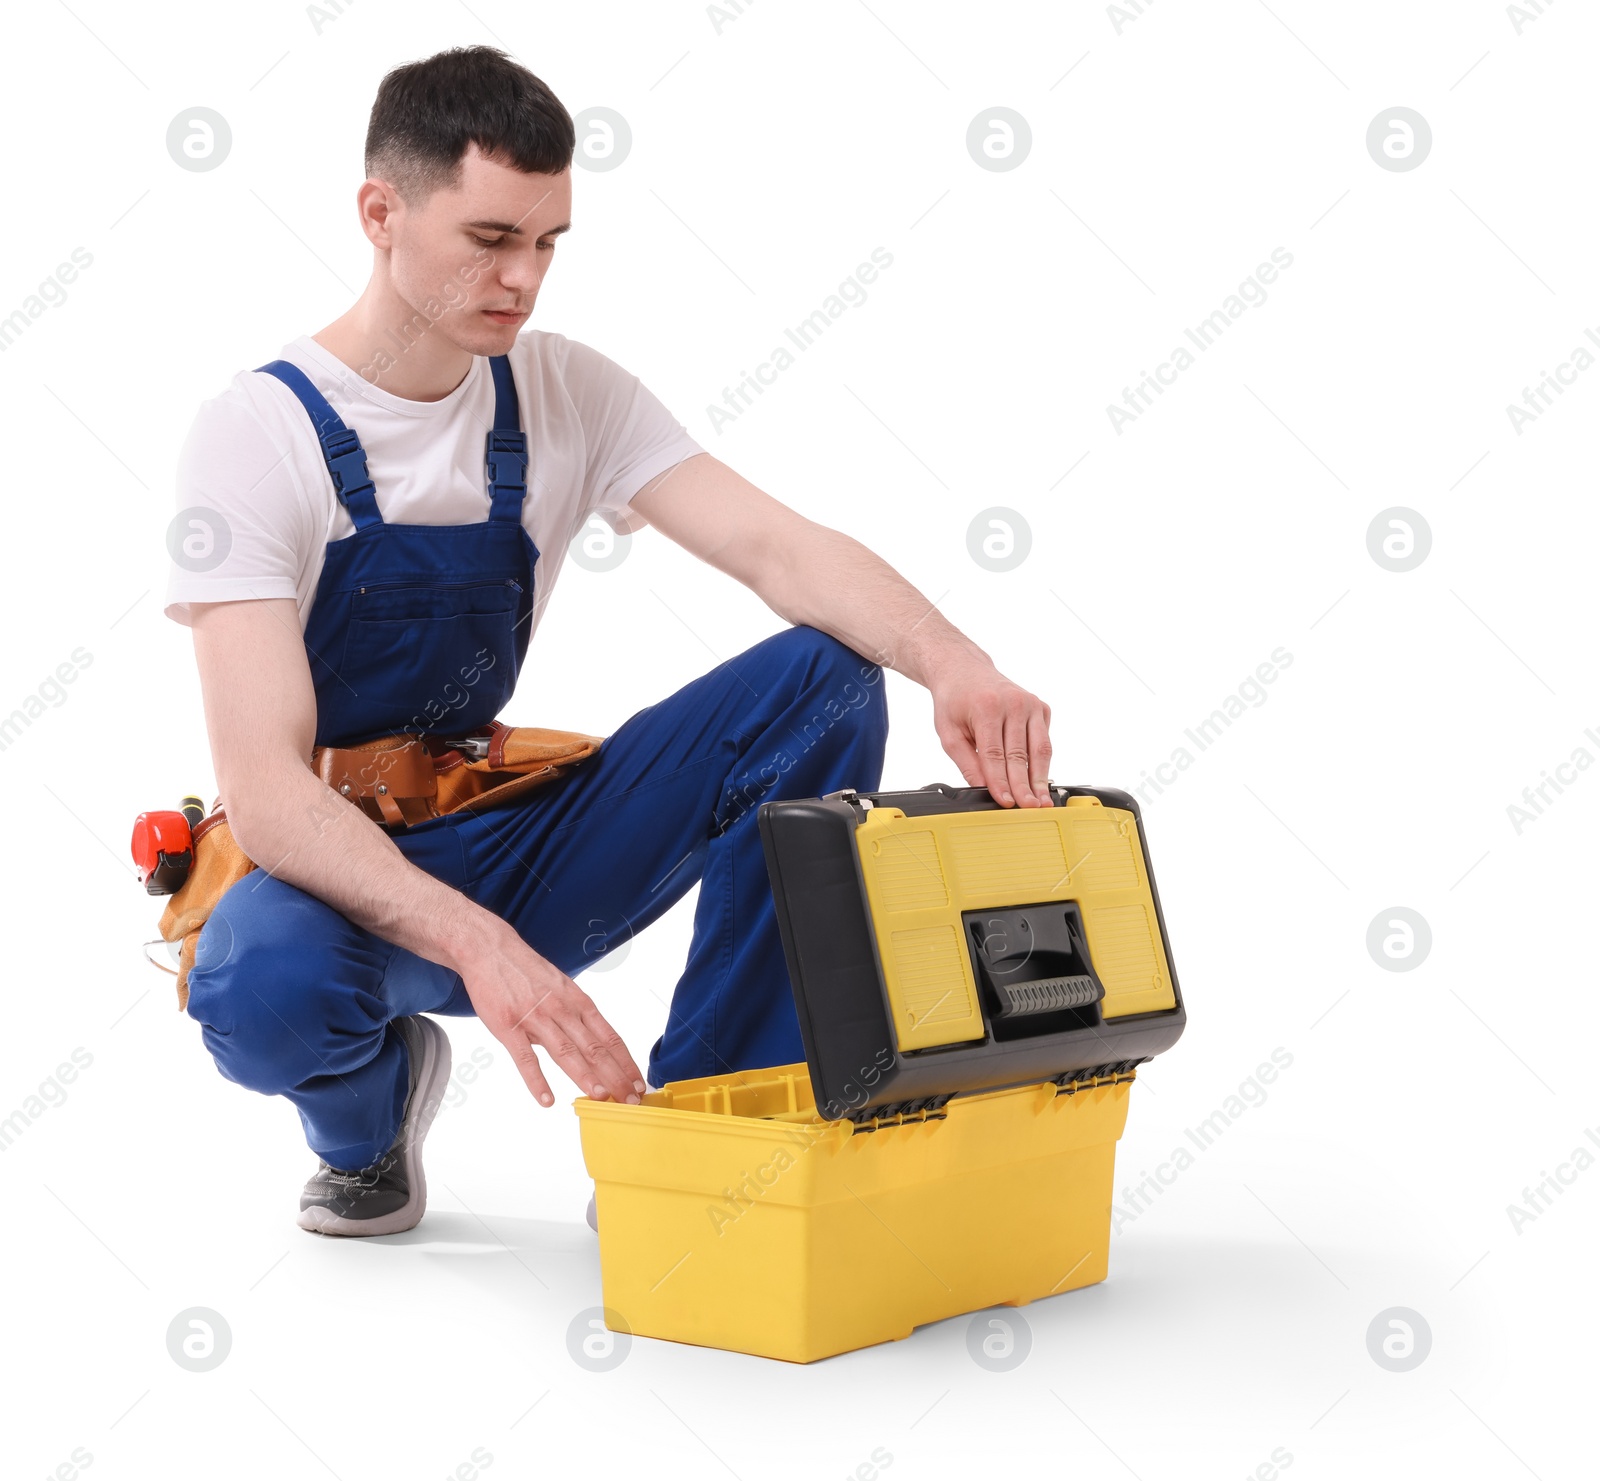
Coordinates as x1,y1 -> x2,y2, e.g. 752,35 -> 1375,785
537,239 -> 557,252
471,234 -> 503,248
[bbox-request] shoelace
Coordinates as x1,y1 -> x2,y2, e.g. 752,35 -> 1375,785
311,1108 -> 410,1192
316,1160 -> 385,1190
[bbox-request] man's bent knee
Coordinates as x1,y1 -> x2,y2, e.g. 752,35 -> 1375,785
775,624 -> 887,716
185,881 -> 384,1097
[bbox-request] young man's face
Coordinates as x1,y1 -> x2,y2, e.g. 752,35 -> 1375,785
380,144 -> 572,357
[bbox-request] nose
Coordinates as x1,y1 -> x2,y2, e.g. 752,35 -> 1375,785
495,246 -> 545,297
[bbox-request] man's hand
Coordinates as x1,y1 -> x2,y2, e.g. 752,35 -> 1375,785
930,659 -> 1053,808
453,920 -> 647,1107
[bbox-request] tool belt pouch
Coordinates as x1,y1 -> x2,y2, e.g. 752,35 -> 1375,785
156,722 -> 604,1011
157,810 -> 256,1013
312,721 -> 604,826
429,722 -> 604,816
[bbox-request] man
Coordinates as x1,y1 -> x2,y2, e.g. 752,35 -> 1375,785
167,45 -> 1053,1238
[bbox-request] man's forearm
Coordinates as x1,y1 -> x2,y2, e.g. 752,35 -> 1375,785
226,763 -> 505,975
758,520 -> 991,687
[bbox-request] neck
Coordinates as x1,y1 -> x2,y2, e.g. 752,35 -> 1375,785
313,263 -> 473,402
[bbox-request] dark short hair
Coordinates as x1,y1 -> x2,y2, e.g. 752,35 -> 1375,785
365,45 -> 575,202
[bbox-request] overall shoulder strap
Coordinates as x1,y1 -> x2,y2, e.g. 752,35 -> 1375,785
485,355 -> 529,524
255,359 -> 383,530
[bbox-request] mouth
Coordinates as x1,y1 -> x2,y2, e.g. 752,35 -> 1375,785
482,307 -> 527,325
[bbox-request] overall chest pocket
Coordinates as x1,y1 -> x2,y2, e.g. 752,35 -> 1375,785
338,579 -> 526,732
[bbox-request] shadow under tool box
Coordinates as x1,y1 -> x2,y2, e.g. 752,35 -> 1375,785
574,783 -> 1186,1363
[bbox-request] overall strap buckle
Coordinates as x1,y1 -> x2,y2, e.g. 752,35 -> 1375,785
485,429 -> 529,523
486,355 -> 529,523
323,428 -> 378,514
486,429 -> 528,497
254,359 -> 384,531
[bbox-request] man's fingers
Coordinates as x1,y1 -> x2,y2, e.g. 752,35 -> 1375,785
504,1036 -> 555,1108
1004,710 -> 1043,812
940,707 -> 1013,806
581,1007 -> 647,1099
509,988 -> 600,1094
552,1013 -> 639,1105
939,723 -> 984,791
1001,703 -> 1037,807
937,682 -> 1055,807
970,703 -> 1015,806
534,1007 -> 641,1105
1025,706 -> 1053,804
502,1002 -> 600,1105
535,1025 -> 602,1100
503,975 -> 640,1104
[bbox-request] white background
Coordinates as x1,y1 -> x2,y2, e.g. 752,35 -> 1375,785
1,1 -> 1594,1477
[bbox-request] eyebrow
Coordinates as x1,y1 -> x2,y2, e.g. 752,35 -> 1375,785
465,219 -> 572,237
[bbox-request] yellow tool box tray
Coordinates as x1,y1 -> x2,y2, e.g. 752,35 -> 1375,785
575,782 -> 1185,1363
575,1060 -> 1135,1364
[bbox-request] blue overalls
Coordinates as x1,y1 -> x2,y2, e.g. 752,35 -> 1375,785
185,352 -> 889,1171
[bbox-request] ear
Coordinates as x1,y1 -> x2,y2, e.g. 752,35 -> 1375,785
357,177 -> 404,250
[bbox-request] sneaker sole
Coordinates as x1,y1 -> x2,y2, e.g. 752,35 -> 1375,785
298,1016 -> 453,1238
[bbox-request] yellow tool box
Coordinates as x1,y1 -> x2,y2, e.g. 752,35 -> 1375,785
574,782 -> 1186,1363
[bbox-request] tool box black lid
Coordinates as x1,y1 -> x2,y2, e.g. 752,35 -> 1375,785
757,782 -> 1186,1123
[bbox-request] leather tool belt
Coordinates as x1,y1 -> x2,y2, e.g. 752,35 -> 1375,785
312,722 -> 603,829
156,721 -> 603,1010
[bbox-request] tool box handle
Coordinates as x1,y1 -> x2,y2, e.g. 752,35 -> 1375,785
833,781 -> 1143,819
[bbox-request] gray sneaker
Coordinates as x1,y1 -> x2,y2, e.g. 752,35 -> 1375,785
297,1015 -> 452,1237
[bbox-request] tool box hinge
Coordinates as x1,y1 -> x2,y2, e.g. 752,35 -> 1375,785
846,1093 -> 955,1134
1048,1058 -> 1148,1096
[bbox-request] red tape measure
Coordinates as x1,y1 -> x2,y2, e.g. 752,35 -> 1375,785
131,796 -> 204,895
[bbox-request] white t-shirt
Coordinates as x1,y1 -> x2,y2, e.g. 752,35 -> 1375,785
164,330 -> 704,633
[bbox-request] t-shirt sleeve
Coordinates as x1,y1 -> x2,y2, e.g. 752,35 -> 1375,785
564,339 -> 705,531
163,394 -> 317,627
